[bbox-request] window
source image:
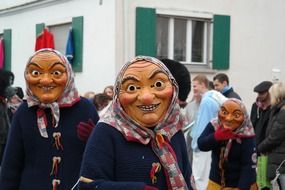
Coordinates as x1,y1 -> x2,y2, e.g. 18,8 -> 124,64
156,15 -> 211,65
49,23 -> 71,54
136,7 -> 230,70
35,16 -> 84,72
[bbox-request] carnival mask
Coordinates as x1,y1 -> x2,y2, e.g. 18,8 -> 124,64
218,100 -> 244,131
119,61 -> 173,128
25,51 -> 68,104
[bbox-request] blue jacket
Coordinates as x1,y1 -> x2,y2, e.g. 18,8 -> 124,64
0,98 -> 99,190
198,122 -> 257,190
79,122 -> 192,190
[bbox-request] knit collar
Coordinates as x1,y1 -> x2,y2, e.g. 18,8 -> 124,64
100,56 -> 188,190
25,48 -> 80,138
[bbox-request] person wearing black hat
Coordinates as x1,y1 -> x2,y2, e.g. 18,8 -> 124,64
160,59 -> 191,108
250,81 -> 273,190
250,81 -> 273,154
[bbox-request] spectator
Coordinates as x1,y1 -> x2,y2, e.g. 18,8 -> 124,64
198,98 -> 257,190
79,56 -> 192,190
185,76 -> 213,165
191,74 -> 227,190
250,81 -> 272,155
213,73 -> 241,99
103,85 -> 114,100
93,93 -> 111,116
0,69 -> 14,165
258,82 -> 285,189
0,49 -> 99,190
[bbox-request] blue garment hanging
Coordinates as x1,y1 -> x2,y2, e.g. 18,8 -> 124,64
65,28 -> 74,64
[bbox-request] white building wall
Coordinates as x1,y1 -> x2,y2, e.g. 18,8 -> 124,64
0,0 -> 116,95
1,0 -> 285,110
120,0 -> 285,109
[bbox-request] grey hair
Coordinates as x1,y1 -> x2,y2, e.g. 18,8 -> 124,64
269,82 -> 285,105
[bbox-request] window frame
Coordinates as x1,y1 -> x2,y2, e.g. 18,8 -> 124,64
135,7 -> 230,71
35,16 -> 84,72
156,14 -> 212,66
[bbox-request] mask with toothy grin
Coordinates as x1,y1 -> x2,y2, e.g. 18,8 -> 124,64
137,103 -> 160,112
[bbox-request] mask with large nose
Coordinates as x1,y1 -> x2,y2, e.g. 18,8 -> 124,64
118,60 -> 173,128
25,51 -> 68,104
218,100 -> 245,131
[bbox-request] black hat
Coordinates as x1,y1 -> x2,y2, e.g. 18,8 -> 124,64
254,81 -> 273,93
160,59 -> 191,101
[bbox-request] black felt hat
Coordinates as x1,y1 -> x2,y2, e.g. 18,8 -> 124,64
160,59 -> 191,101
254,81 -> 273,93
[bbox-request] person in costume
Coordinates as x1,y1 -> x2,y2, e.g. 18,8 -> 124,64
0,49 -> 99,190
198,98 -> 257,190
79,56 -> 192,190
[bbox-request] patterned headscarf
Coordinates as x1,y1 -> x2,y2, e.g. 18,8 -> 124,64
25,48 -> 80,138
100,56 -> 189,190
211,98 -> 255,159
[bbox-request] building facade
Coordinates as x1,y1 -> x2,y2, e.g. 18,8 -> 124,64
1,0 -> 285,109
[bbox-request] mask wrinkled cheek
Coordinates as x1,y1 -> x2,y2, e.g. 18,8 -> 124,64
119,93 -> 134,106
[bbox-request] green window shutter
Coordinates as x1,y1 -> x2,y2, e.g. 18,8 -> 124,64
3,29 -> 12,71
72,16 -> 83,72
212,15 -> 230,70
36,23 -> 45,36
135,7 -> 156,57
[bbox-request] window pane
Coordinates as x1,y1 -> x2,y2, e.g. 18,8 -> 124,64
192,21 -> 204,62
156,16 -> 168,59
174,18 -> 186,61
49,23 -> 71,54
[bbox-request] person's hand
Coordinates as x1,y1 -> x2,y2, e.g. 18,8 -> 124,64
144,185 -> 158,190
77,119 -> 95,142
214,127 -> 236,141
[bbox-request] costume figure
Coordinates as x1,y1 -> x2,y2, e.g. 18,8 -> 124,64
0,49 -> 99,190
198,98 -> 257,190
79,56 -> 192,190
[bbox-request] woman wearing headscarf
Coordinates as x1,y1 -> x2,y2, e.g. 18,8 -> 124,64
0,49 -> 99,190
198,98 -> 257,190
79,56 -> 192,190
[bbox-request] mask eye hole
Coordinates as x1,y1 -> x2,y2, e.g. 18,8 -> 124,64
126,84 -> 140,92
233,111 -> 243,119
31,70 -> 41,76
52,70 -> 62,76
153,80 -> 165,90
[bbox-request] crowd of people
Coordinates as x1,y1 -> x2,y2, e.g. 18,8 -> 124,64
0,48 -> 284,190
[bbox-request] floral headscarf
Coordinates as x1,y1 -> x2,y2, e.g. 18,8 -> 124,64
100,56 -> 189,190
211,98 -> 255,158
25,48 -> 80,138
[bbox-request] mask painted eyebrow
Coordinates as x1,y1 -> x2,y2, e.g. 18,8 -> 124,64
28,62 -> 43,69
149,69 -> 168,80
121,75 -> 140,85
28,61 -> 65,71
49,62 -> 66,70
